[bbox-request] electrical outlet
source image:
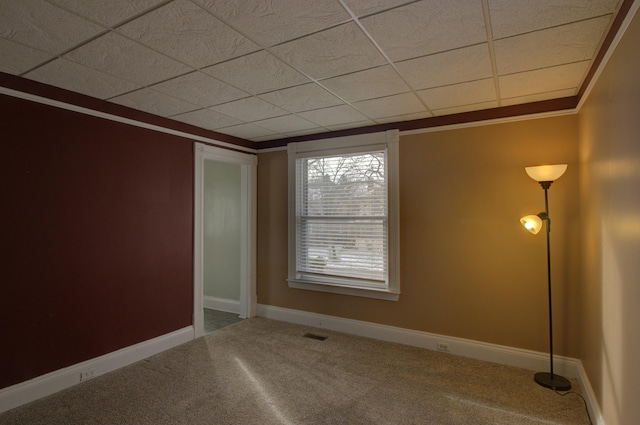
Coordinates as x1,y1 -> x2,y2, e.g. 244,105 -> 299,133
437,342 -> 450,352
80,368 -> 95,381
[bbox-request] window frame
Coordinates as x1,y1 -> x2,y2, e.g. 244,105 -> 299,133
287,130 -> 400,301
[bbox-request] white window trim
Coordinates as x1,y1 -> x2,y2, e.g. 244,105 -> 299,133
287,130 -> 400,301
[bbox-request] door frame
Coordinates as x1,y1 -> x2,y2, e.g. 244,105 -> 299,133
193,142 -> 257,338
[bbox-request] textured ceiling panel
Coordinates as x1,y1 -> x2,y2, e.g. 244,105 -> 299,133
320,65 -> 410,102
494,16 -> 611,75
217,122 -> 280,139
0,0 -> 626,143
396,44 -> 493,90
499,61 -> 591,98
341,0 -> 415,17
258,83 -> 343,113
299,104 -> 371,127
111,88 -> 199,117
375,111 -> 432,124
271,22 -> 387,80
488,0 -> 620,39
254,114 -> 319,133
204,50 -> 309,95
195,0 -> 350,46
353,92 -> 427,119
210,96 -> 288,122
47,0 -> 168,27
0,0 -> 104,55
172,107 -> 243,129
417,79 -> 497,110
432,100 -> 500,116
151,71 -> 249,108
64,32 -> 191,86
24,58 -> 140,99
360,0 -> 487,62
118,0 -> 260,68
501,88 -> 577,106
0,38 -> 53,75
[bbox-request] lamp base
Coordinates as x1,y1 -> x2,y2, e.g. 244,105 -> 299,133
534,372 -> 571,391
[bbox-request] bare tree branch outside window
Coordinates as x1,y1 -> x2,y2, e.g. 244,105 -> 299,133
297,152 -> 387,283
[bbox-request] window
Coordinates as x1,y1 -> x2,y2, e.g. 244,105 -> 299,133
288,130 -> 399,300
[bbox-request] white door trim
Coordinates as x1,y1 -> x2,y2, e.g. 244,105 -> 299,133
193,143 -> 257,338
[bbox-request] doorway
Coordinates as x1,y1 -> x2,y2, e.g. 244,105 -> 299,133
193,143 -> 257,339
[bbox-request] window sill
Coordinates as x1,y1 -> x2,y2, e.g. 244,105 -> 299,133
287,279 -> 400,301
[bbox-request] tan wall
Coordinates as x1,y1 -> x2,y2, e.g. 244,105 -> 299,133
258,114 -> 580,357
578,8 -> 640,425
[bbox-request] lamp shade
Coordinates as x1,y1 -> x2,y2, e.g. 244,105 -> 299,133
525,164 -> 567,182
521,215 -> 543,235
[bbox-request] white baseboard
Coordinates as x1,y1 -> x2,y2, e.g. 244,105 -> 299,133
575,361 -> 605,425
203,295 -> 240,314
256,304 -> 578,376
256,304 -> 604,423
0,326 -> 193,414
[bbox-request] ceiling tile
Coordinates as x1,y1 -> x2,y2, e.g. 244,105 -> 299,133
194,0 -> 350,47
64,32 -> 191,86
211,96 -> 288,122
283,128 -> 326,138
253,134 -> 286,142
494,16 -> 611,75
254,115 -> 319,133
258,83 -> 343,112
299,105 -> 371,127
204,50 -> 309,95
360,0 -> 486,62
499,61 -> 590,98
117,0 -> 260,69
171,108 -> 243,129
321,65 -> 410,102
501,88 -> 577,106
0,38 -> 54,75
46,0 -> 168,27
431,101 -> 499,116
352,92 -> 427,119
110,88 -> 199,117
217,123 -> 279,140
24,58 -> 140,99
417,79 -> 497,110
396,44 -> 493,90
152,72 -> 249,108
0,0 -> 104,55
489,0 -> 620,39
326,120 -> 376,131
375,111 -> 432,124
271,22 -> 387,80
341,0 -> 416,17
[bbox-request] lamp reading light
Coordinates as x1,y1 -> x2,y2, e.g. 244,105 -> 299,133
520,215 -> 543,234
521,163 -> 571,391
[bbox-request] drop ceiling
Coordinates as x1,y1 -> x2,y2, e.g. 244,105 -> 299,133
0,0 -> 630,145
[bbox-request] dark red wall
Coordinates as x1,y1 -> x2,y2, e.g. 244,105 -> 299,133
0,94 -> 194,389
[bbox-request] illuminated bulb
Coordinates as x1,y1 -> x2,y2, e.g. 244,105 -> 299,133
520,215 -> 543,235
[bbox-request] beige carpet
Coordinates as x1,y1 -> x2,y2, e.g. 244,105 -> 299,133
0,318 -> 590,424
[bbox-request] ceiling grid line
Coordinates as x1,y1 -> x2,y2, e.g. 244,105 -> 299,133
481,0 -> 502,107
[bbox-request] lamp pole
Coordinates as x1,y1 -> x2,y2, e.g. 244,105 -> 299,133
534,181 -> 571,391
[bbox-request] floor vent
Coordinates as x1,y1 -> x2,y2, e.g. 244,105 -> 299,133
303,333 -> 328,341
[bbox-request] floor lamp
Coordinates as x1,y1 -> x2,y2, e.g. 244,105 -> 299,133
520,164 -> 571,391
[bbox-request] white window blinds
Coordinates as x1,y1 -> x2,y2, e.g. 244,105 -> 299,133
295,150 -> 388,287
